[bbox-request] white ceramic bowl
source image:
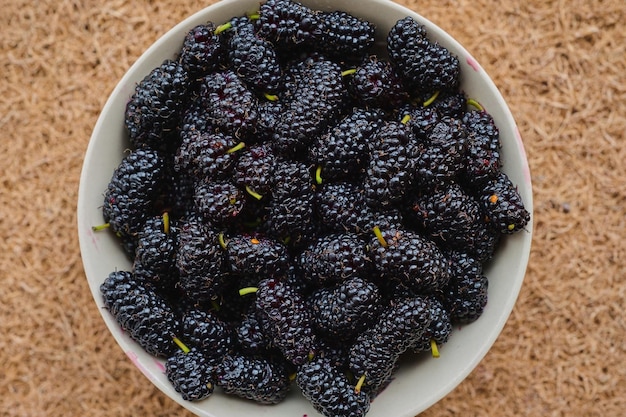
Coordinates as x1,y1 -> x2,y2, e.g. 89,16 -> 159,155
77,0 -> 533,416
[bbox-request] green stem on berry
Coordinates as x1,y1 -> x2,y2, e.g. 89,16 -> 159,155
507,223 -> 516,231
263,92 -> 279,101
341,68 -> 357,77
162,212 -> 170,234
239,287 -> 259,296
400,114 -> 411,125
214,22 -> 232,35
227,141 -> 246,154
372,226 -> 388,248
245,185 -> 263,200
354,374 -> 366,394
247,12 -> 261,20
430,339 -> 440,358
173,337 -> 191,354
315,165 -> 323,185
423,90 -> 440,107
218,232 -> 228,249
91,223 -> 110,231
467,98 -> 484,111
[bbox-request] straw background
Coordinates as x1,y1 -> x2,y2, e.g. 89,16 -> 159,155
2,0 -> 624,416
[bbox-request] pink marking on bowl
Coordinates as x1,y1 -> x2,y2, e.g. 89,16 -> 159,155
126,350 -> 150,377
154,358 -> 166,373
87,226 -> 100,251
466,56 -> 480,72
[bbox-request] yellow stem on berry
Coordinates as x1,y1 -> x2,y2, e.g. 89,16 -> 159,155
354,374 -> 366,394
214,22 -> 232,35
239,287 -> 259,296
467,98 -> 484,111
247,12 -> 261,20
341,68 -> 357,77
400,114 -> 411,125
227,141 -> 246,154
218,232 -> 228,249
430,339 -> 440,358
245,185 -> 263,200
173,337 -> 191,354
91,223 -> 110,232
315,165 -> 323,185
162,212 -> 170,234
372,226 -> 388,248
263,92 -> 279,101
423,90 -> 440,107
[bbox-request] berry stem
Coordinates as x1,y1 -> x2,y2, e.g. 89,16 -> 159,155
263,92 -> 279,101
372,226 -> 388,248
341,68 -> 357,77
218,232 -> 228,249
423,90 -> 440,107
400,114 -> 411,125
354,374 -> 366,394
467,98 -> 484,111
245,185 -> 263,200
162,212 -> 170,234
226,141 -> 246,154
239,287 -> 259,296
430,339 -> 440,358
172,337 -> 191,354
315,165 -> 323,185
91,223 -> 110,231
214,22 -> 232,35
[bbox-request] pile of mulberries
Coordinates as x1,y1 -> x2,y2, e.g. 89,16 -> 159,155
95,1 -> 530,416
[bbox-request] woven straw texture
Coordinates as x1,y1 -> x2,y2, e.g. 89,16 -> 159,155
1,0 -> 624,416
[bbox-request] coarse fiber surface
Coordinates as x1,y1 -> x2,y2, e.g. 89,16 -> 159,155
1,0 -> 624,416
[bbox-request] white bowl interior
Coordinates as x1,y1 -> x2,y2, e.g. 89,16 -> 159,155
77,0 -> 533,416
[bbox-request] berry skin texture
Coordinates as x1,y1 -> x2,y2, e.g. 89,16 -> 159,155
461,110 -> 502,187
411,296 -> 452,353
255,278 -> 317,365
298,233 -> 373,287
349,296 -> 432,395
175,218 -> 228,303
199,70 -> 258,140
477,171 -> 530,234
255,0 -> 323,48
216,354 -> 291,404
132,214 -> 179,291
318,10 -> 375,63
444,251 -> 489,323
193,179 -> 245,226
309,276 -> 381,341
363,121 -> 420,208
165,347 -> 216,402
309,108 -> 385,182
178,23 -> 226,79
125,59 -> 189,150
102,149 -> 165,252
297,357 -> 371,417
414,116 -> 468,188
181,309 -> 234,358
271,57 -> 345,155
100,271 -> 180,357
368,227 -> 451,293
387,16 -> 459,92
225,233 -> 289,278
406,181 -> 485,253
225,18 -> 283,94
348,55 -> 409,110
